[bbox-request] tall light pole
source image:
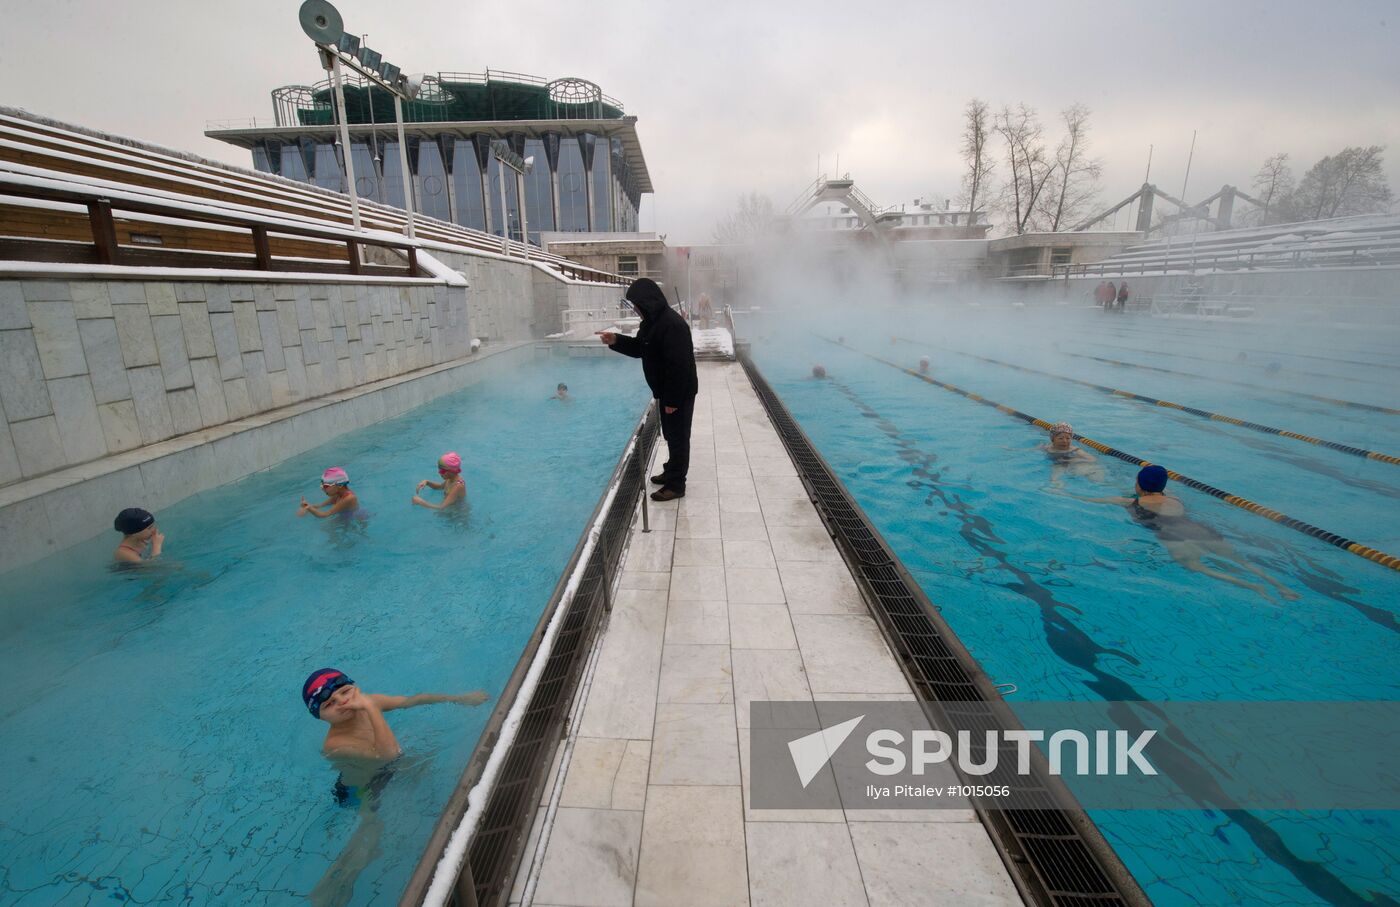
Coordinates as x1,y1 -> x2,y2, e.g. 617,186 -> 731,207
299,0 -> 421,237
492,140 -> 534,260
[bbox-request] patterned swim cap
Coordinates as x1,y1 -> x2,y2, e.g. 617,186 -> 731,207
1049,422 -> 1073,437
302,668 -> 354,718
321,467 -> 349,485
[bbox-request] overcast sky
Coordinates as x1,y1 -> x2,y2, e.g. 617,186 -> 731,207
5,0 -> 1398,243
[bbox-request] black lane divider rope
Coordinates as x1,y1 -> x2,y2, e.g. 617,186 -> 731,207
899,339 -> 1400,465
826,338 -> 1400,574
1072,339 -> 1390,388
1061,350 -> 1400,416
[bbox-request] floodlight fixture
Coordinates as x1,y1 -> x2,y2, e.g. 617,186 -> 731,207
298,0 -> 344,44
297,0 -> 421,237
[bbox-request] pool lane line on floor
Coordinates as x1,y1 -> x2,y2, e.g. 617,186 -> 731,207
1067,339 -> 1391,389
825,338 -> 1400,574
896,339 -> 1400,466
1059,351 -> 1400,416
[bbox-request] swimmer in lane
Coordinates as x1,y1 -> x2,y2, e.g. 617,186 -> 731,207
113,507 -> 163,564
302,669 -> 489,907
552,382 -> 570,401
412,452 -> 467,510
1080,465 -> 1298,601
299,467 -> 362,520
1042,422 -> 1102,486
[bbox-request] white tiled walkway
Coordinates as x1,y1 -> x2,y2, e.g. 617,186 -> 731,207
511,361 -> 1021,906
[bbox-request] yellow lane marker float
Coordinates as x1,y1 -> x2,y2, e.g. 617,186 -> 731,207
827,338 -> 1400,574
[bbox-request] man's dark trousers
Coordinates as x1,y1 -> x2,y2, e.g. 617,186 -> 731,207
659,395 -> 697,493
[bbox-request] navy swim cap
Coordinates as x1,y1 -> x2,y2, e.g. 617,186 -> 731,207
114,508 -> 154,534
303,668 -> 354,718
1137,465 -> 1169,493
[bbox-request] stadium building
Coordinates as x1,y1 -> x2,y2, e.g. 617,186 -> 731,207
207,69 -> 653,246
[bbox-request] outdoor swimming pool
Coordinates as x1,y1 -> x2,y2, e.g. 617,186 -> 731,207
0,349 -> 648,905
749,306 -> 1399,906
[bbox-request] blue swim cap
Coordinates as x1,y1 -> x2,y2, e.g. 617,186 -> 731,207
1137,465 -> 1169,493
302,668 -> 354,718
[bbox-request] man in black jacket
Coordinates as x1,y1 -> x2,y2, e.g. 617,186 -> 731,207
598,278 -> 699,501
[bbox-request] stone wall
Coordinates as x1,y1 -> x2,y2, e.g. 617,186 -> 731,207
428,248 -> 625,338
0,342 -> 532,574
0,277 -> 468,487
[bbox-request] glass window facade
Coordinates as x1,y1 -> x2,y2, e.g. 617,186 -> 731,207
486,154 -> 522,241
380,141 -> 407,210
588,133 -> 611,231
416,141 -> 451,223
349,143 -> 381,202
557,139 -> 588,232
278,145 -> 308,182
452,142 -> 486,232
522,138 -> 553,245
312,144 -> 342,192
245,127 -> 645,239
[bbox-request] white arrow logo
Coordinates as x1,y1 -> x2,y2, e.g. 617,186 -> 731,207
787,715 -> 864,788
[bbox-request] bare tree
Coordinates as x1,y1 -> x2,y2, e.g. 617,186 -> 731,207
712,192 -> 776,244
957,99 -> 995,223
1283,146 -> 1393,221
994,104 -> 1056,234
1037,103 -> 1102,231
1249,153 -> 1295,224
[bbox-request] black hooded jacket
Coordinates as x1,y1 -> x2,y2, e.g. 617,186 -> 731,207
609,278 -> 698,407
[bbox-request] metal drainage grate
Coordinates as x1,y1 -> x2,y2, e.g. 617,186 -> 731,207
738,351 -> 1149,907
400,405 -> 660,907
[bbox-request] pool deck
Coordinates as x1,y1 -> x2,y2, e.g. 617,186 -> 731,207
508,360 -> 1022,906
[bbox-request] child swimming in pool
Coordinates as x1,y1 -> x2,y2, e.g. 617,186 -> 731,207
113,507 -> 164,564
302,669 -> 489,907
302,667 -> 489,764
412,452 -> 468,510
299,467 -> 362,520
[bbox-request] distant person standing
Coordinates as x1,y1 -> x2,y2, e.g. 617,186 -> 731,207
697,292 -> 715,329
598,278 -> 699,501
1116,281 -> 1130,311
1105,281 -> 1118,312
1094,281 -> 1111,309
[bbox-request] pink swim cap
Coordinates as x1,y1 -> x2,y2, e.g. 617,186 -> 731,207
321,466 -> 349,485
438,452 -> 462,474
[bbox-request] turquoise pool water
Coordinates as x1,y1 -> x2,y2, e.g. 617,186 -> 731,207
749,308 -> 1398,906
0,350 -> 648,905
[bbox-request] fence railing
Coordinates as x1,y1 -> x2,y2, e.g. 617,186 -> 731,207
1053,237 -> 1400,278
